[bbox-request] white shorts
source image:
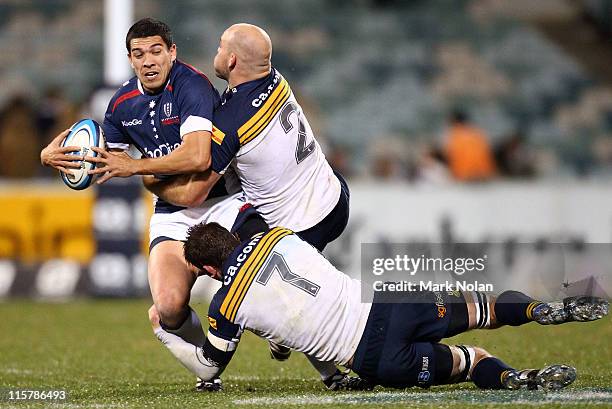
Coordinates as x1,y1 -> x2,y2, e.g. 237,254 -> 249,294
149,192 -> 245,247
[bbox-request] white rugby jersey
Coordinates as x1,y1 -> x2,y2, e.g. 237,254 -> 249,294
206,228 -> 371,365
210,69 -> 341,232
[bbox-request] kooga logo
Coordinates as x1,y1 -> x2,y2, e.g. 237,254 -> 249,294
122,119 -> 142,126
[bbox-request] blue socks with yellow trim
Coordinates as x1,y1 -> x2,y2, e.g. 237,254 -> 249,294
471,357 -> 514,389
494,290 -> 542,326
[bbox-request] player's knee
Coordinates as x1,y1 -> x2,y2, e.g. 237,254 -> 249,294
148,305 -> 161,328
472,346 -> 492,364
466,291 -> 494,329
449,345 -> 493,382
155,292 -> 189,328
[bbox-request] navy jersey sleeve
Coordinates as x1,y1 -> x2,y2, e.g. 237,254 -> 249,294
174,71 -> 219,138
207,291 -> 242,342
102,99 -> 130,151
211,132 -> 240,174
202,290 -> 242,367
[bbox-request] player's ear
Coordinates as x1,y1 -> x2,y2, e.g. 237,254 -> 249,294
170,43 -> 177,62
228,53 -> 237,71
127,53 -> 135,69
202,265 -> 222,280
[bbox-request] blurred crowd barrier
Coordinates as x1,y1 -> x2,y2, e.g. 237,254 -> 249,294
0,183 -> 94,263
0,180 -> 610,300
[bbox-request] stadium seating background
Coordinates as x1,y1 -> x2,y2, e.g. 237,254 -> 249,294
0,0 -> 611,299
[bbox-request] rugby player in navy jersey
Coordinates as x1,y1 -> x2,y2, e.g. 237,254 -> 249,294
40,18 -> 246,391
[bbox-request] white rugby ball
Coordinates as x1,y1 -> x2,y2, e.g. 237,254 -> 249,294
61,119 -> 106,190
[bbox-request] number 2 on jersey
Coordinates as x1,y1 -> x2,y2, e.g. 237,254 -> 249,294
280,102 -> 316,164
256,252 -> 320,296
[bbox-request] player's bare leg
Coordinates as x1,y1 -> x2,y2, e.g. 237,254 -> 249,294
149,240 -> 216,391
148,240 -> 199,330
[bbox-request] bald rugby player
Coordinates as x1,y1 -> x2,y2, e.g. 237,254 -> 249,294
146,23 -> 350,253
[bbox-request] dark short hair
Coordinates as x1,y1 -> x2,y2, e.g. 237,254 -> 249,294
184,222 -> 240,270
126,18 -> 173,52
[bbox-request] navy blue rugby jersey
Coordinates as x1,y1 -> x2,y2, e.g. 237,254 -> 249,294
209,68 -> 285,173
102,60 -> 220,213
209,68 -> 341,231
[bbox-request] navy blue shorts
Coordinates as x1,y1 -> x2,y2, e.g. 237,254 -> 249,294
351,291 -> 466,388
296,171 -> 350,251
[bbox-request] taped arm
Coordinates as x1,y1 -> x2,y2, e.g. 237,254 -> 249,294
153,328 -> 238,381
196,331 -> 239,380
194,302 -> 243,381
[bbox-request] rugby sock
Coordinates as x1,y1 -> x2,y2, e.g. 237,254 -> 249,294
305,355 -> 338,380
454,345 -> 476,382
494,291 -> 543,326
471,357 -> 514,389
471,292 -> 492,328
154,327 -> 221,380
161,306 -> 206,346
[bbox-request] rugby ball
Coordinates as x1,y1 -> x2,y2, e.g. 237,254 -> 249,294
60,119 -> 106,190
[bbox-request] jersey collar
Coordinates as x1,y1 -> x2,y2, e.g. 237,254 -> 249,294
222,68 -> 276,103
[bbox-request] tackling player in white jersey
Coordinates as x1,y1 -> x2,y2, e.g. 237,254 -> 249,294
145,23 -> 350,252
153,221 -> 608,392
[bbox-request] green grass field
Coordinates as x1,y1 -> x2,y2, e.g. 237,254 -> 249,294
0,299 -> 610,408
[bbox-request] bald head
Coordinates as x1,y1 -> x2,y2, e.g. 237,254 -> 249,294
213,23 -> 272,86
225,23 -> 272,70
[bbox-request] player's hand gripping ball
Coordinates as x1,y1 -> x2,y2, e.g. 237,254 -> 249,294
60,119 -> 106,190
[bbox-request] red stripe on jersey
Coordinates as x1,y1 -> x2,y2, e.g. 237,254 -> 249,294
112,89 -> 140,113
181,61 -> 213,86
161,117 -> 180,126
166,84 -> 173,92
239,203 -> 253,213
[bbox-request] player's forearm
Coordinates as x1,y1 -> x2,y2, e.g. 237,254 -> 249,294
133,131 -> 212,175
134,148 -> 211,175
143,172 -> 217,207
142,175 -> 192,206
